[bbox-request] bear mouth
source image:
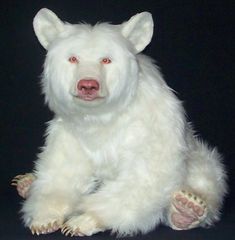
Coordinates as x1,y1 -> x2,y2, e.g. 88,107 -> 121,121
77,94 -> 101,101
72,93 -> 105,102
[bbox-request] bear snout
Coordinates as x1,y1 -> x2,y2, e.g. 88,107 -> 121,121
77,79 -> 100,101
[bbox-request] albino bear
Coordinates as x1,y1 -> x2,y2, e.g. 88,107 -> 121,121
12,8 -> 227,237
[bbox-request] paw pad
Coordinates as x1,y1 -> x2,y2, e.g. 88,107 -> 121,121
170,190 -> 207,230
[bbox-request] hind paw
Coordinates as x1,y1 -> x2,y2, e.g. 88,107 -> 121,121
11,173 -> 36,198
169,190 -> 207,230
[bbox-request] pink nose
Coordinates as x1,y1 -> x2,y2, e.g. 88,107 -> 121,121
77,79 -> 100,94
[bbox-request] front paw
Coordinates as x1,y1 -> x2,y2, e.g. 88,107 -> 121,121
61,213 -> 105,237
29,218 -> 63,235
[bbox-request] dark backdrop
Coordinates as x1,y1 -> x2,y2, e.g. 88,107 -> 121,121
0,1 -> 234,239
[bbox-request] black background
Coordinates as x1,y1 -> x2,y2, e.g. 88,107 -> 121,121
0,1 -> 234,239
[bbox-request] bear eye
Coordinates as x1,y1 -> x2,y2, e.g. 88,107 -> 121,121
68,56 -> 79,64
101,58 -> 112,64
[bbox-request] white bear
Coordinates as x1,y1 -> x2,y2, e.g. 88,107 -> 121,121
13,8 -> 227,237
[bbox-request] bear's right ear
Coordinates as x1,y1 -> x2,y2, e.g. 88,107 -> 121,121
33,8 -> 64,49
121,12 -> 153,53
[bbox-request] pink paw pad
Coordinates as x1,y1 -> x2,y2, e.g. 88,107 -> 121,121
170,190 -> 207,230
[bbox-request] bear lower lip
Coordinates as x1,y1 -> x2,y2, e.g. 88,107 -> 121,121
80,96 -> 97,101
77,94 -> 102,101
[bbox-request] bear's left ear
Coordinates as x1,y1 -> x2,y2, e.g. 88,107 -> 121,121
33,8 -> 64,49
121,12 -> 154,53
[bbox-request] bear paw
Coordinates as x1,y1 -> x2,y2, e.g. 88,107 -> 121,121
169,190 -> 207,230
30,219 -> 63,235
61,213 -> 104,237
11,173 -> 35,198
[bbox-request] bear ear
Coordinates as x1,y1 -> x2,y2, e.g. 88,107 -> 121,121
33,8 -> 64,49
121,12 -> 154,53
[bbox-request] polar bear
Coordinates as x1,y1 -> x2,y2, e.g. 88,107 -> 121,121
12,9 -> 227,237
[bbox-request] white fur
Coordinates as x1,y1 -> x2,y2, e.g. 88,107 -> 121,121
22,9 -> 227,236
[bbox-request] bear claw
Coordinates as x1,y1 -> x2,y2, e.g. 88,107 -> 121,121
61,224 -> 84,237
30,221 -> 61,235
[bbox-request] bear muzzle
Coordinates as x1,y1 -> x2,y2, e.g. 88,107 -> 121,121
77,79 -> 100,101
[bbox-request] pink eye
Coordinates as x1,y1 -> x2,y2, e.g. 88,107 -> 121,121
68,56 -> 79,64
101,58 -> 112,64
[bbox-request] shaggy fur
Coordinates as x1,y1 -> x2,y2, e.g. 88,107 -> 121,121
21,9 -> 227,236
